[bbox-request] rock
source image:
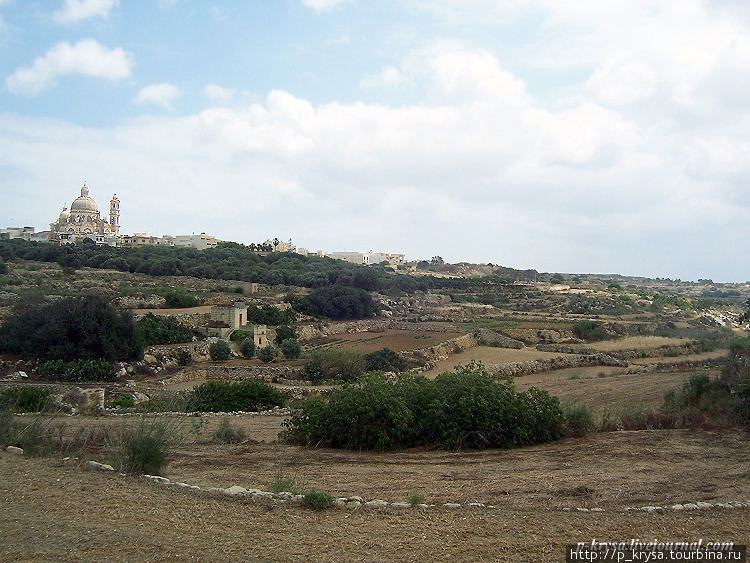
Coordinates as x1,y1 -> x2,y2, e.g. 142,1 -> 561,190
274,492 -> 293,500
390,502 -> 411,509
641,506 -> 661,513
468,503 -> 485,508
576,508 -> 590,513
251,491 -> 274,499
443,503 -> 461,509
143,475 -> 170,484
224,486 -> 248,497
346,500 -> 362,509
365,500 -> 389,508
590,508 -> 605,513
683,503 -> 698,510
347,496 -> 364,503
174,482 -> 200,491
5,446 -> 24,456
670,504 -> 684,511
144,354 -> 159,365
696,501 -> 712,509
87,460 -> 115,471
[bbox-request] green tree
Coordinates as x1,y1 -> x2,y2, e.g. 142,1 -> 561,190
240,337 -> 255,358
258,344 -> 275,363
280,338 -> 302,359
137,313 -> 192,346
0,295 -> 142,362
209,340 -> 231,362
274,324 -> 297,346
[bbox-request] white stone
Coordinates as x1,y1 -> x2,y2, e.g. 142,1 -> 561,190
443,503 -> 461,509
684,503 -> 698,510
670,504 -> 684,511
224,486 -> 248,497
346,500 -> 361,509
365,500 -> 389,508
696,501 -> 712,509
391,502 -> 411,509
5,446 -> 24,456
577,508 -> 590,513
590,508 -> 605,513
143,475 -> 170,484
468,503 -> 485,508
87,460 -> 114,471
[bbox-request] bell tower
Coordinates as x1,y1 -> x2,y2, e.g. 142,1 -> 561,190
109,194 -> 120,234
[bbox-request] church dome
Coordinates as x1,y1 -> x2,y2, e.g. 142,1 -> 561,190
58,206 -> 70,221
70,184 -> 98,213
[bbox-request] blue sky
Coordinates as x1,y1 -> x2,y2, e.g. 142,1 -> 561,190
1,0 -> 749,282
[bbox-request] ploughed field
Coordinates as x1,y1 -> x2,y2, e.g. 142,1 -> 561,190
2,418 -> 749,563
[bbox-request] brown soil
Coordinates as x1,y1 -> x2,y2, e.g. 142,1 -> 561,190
2,421 -> 748,563
305,329 -> 465,354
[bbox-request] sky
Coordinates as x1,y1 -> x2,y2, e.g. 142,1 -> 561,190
0,0 -> 749,282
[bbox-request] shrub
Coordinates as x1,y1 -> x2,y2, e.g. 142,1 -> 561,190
240,338 -> 255,359
0,386 -> 51,413
572,320 -> 610,342
407,494 -> 425,506
286,362 -> 565,451
274,325 -> 298,346
301,350 -> 366,384
111,394 -> 135,409
302,488 -> 335,509
212,418 -> 246,444
176,350 -> 192,366
37,359 -> 117,383
280,338 -> 302,359
364,348 -> 406,373
0,295 -> 142,362
257,344 -> 275,363
564,404 -> 597,437
294,285 -> 379,320
137,313 -> 192,346
110,417 -> 178,475
209,340 -> 232,362
163,291 -> 199,309
191,380 -> 285,412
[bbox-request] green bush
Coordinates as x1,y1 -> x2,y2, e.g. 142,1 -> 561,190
302,488 -> 335,509
0,386 -> 51,413
301,349 -> 366,384
163,291 -> 199,309
212,418 -> 246,444
240,338 -> 255,358
280,338 -> 302,359
137,313 -> 192,346
176,350 -> 192,366
286,362 -> 565,451
191,380 -> 285,412
0,295 -> 142,362
257,344 -> 275,363
274,325 -> 298,346
37,359 -> 116,383
111,417 -> 178,475
565,404 -> 597,437
572,320 -> 611,342
111,394 -> 135,409
364,348 -> 406,372
209,340 -> 232,362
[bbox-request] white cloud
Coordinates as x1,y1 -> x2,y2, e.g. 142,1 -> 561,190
300,0 -> 350,12
6,39 -> 134,96
585,58 -> 657,105
53,0 -> 119,24
135,83 -> 182,110
205,84 -> 236,104
359,66 -> 412,89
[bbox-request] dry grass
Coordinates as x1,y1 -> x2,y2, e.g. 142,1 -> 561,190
587,336 -> 692,352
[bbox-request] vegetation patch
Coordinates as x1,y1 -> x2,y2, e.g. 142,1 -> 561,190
286,362 -> 565,451
190,380 -> 285,413
137,313 -> 192,346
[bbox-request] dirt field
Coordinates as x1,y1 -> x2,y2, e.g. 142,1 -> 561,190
305,329 -> 465,354
2,421 -> 749,563
424,347 -> 573,376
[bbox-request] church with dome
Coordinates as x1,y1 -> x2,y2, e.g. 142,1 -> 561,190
50,183 -> 120,241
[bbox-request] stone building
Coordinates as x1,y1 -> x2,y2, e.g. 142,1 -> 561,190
50,183 -> 120,242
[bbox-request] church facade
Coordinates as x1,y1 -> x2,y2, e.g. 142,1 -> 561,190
50,183 -> 120,242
